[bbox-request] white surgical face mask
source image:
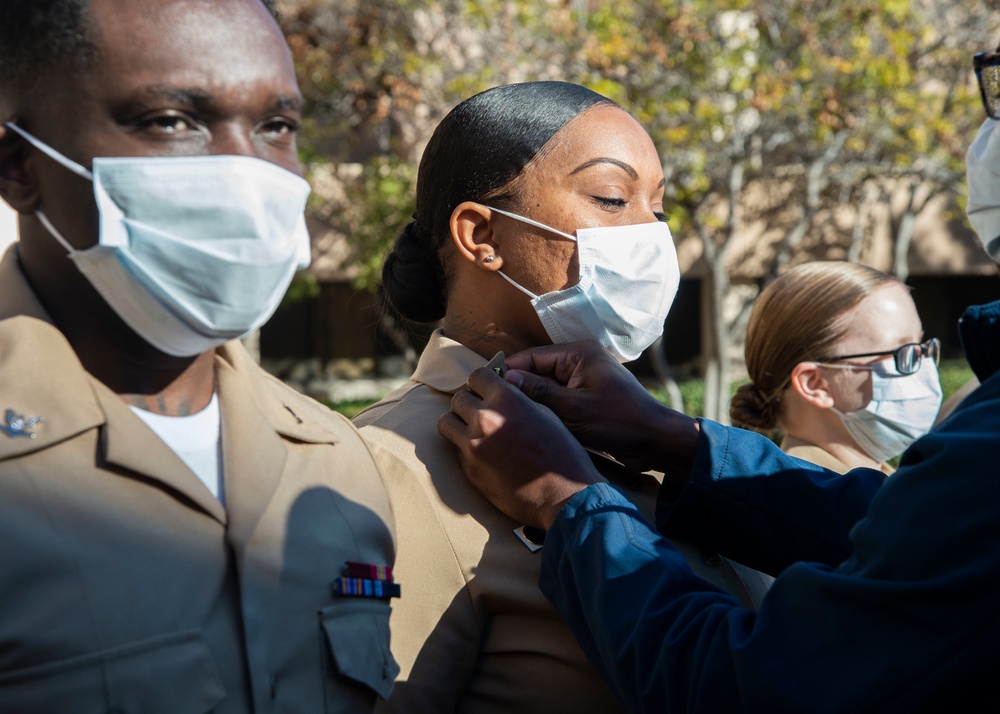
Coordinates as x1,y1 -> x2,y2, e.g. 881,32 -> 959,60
488,206 -> 680,362
6,122 -> 311,357
834,358 -> 943,465
965,118 -> 1000,262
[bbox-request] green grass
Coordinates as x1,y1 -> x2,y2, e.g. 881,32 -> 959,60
937,357 -> 977,402
327,399 -> 378,418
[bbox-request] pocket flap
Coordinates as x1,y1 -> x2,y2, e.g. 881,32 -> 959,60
321,601 -> 399,700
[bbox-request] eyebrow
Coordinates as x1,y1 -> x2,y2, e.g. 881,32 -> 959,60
570,157 -> 665,188
136,85 -> 304,113
139,85 -> 213,106
272,94 -> 305,113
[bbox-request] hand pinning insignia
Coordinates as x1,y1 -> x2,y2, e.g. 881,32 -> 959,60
486,351 -> 506,378
1,409 -> 44,439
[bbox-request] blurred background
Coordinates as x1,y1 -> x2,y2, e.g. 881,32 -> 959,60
3,0 -> 996,421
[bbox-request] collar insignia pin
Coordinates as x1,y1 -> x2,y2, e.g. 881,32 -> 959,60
2,409 -> 44,439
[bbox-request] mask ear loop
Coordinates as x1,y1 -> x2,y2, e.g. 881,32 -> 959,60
486,206 -> 578,241
5,123 -> 94,254
4,122 -> 94,180
486,206 -> 579,299
36,211 -> 78,254
495,269 -> 539,299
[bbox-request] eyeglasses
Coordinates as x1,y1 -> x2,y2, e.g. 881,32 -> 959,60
975,47 -> 1000,119
816,337 -> 940,376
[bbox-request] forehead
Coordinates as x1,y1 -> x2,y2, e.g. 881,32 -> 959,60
834,283 -> 922,354
530,104 -> 662,175
81,0 -> 297,101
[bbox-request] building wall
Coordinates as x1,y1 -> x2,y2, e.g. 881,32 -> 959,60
909,273 -> 1000,358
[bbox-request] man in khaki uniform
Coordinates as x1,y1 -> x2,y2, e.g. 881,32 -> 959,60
0,0 -> 397,711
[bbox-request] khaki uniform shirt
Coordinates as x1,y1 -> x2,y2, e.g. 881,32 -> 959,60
355,330 -> 772,714
0,247 -> 398,713
782,436 -> 895,475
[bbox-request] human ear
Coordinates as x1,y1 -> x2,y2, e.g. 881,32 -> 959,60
449,201 -> 502,271
0,121 -> 39,214
789,362 -> 836,409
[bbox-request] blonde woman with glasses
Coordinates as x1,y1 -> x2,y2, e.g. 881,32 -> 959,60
730,261 -> 942,474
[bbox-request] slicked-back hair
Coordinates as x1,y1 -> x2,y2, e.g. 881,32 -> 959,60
381,81 -> 618,324
729,261 -> 902,432
0,0 -> 279,102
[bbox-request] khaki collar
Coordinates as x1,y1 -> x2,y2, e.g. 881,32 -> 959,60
0,244 -> 51,323
409,329 -> 491,394
781,435 -> 895,476
0,247 -> 344,532
0,246 -> 336,445
0,316 -> 106,459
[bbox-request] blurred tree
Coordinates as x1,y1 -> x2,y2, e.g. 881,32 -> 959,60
563,0 -> 985,420
280,0 -> 989,416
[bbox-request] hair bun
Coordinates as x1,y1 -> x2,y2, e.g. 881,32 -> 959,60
401,219 -> 433,249
381,221 -> 447,324
730,382 -> 779,432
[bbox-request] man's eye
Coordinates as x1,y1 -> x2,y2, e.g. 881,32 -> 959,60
142,114 -> 195,134
260,118 -> 299,140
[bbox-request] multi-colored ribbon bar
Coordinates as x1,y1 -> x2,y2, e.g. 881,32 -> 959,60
345,561 -> 393,581
333,577 -> 401,599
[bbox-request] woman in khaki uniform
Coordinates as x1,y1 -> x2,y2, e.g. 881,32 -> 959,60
730,261 -> 943,474
354,81 -> 772,713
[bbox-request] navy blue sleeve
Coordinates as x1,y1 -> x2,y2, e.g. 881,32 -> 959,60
540,483 -> 749,714
539,378 -> 1000,713
657,420 -> 886,575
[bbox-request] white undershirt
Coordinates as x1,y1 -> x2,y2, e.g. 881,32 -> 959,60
129,393 -> 224,504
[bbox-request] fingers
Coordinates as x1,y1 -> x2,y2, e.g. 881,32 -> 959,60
507,369 -> 556,406
505,340 -> 608,383
445,368 -> 526,443
439,369 -> 607,530
437,410 -> 470,450
465,365 -> 511,402
504,345 -> 561,374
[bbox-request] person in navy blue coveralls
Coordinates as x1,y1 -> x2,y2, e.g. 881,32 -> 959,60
438,54 -> 1000,713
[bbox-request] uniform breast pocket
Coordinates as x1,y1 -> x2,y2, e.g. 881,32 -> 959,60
320,599 -> 399,704
0,629 -> 226,714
